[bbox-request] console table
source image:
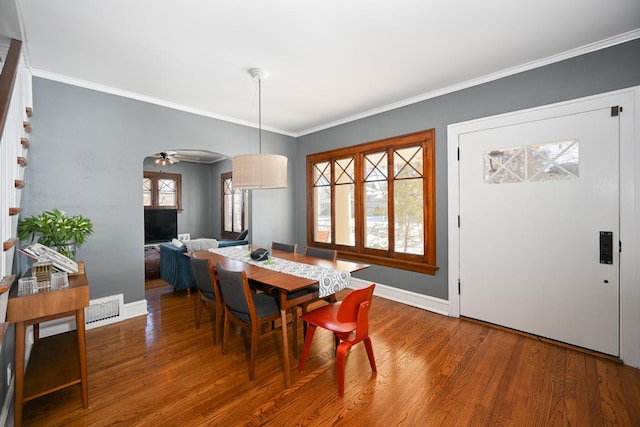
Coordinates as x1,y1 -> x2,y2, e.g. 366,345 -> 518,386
8,262 -> 89,427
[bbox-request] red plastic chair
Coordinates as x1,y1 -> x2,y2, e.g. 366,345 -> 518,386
298,284 -> 376,397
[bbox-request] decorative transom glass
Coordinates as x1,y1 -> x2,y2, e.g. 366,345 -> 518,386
335,158 -> 354,185
143,177 -> 152,206
313,162 -> 331,187
484,139 -> 579,184
158,178 -> 176,206
394,146 -> 423,179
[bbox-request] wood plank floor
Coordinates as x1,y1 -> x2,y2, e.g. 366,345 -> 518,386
22,280 -> 640,426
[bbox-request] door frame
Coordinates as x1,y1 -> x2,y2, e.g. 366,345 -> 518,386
447,86 -> 640,368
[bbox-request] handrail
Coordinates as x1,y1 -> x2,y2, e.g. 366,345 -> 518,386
0,39 -> 22,137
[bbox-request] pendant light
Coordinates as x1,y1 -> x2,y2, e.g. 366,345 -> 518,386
232,68 -> 287,189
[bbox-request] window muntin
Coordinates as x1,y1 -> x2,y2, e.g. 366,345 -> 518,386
143,171 -> 182,210
307,129 -> 437,274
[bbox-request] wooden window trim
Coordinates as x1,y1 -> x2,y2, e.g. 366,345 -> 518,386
143,171 -> 182,211
220,172 -> 248,240
306,129 -> 438,274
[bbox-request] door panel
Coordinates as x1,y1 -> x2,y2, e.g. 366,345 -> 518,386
459,108 -> 619,356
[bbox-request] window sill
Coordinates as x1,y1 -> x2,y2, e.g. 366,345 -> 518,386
336,251 -> 438,275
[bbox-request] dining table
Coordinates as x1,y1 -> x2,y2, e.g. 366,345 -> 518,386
191,244 -> 369,387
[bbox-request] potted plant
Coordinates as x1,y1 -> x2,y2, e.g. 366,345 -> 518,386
18,209 -> 93,259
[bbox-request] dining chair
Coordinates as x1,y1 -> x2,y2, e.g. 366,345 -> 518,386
271,241 -> 297,253
304,246 -> 337,261
216,262 -> 297,380
191,255 -> 223,345
285,246 -> 338,335
298,284 -> 376,397
303,246 -> 338,304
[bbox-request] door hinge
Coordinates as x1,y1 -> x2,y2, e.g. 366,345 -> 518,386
457,147 -> 460,161
458,279 -> 461,295
457,215 -> 460,228
611,106 -> 623,116
619,240 -> 622,253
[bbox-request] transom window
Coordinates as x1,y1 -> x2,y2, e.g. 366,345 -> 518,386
143,171 -> 182,210
307,129 -> 437,274
221,172 -> 248,239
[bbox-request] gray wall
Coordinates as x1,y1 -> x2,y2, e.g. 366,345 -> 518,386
20,39 -> 640,305
22,80 -> 296,303
296,38 -> 640,299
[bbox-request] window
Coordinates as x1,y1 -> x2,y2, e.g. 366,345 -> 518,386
221,172 -> 248,239
307,129 -> 437,274
143,171 -> 182,210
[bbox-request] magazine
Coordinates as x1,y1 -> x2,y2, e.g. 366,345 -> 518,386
21,243 -> 79,274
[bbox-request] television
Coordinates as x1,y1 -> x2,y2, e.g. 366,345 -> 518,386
144,209 -> 178,244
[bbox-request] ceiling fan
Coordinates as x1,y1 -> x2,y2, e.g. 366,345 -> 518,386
153,151 -> 180,166
150,150 -> 225,165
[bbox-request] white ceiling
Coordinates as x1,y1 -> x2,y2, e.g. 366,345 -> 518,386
2,0 -> 640,136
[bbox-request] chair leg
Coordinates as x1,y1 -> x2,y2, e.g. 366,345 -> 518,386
336,342 -> 352,397
213,303 -> 222,346
291,309 -> 298,358
298,324 -> 317,372
363,337 -> 377,372
302,303 -> 309,336
221,314 -> 229,355
249,324 -> 259,380
195,300 -> 203,329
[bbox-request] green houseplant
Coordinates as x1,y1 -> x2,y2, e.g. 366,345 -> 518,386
18,209 -> 93,259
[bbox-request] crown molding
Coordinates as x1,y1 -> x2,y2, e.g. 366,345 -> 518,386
29,68 -> 296,138
297,29 -> 640,136
28,29 -> 640,138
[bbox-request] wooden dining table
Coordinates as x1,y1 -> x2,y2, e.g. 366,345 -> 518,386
191,244 -> 369,387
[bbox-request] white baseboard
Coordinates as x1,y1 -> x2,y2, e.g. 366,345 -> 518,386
122,299 -> 149,322
38,279 -> 449,338
350,277 -> 450,316
39,298 -> 148,338
0,371 -> 14,427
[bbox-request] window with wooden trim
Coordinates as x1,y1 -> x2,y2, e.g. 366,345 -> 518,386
307,129 -> 437,274
221,172 -> 248,239
143,171 -> 182,211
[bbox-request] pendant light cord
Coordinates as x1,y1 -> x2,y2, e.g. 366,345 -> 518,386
258,77 -> 262,154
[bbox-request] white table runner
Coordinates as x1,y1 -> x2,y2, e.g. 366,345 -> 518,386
209,246 -> 350,298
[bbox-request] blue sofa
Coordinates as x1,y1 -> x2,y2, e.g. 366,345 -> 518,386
159,238 -> 248,292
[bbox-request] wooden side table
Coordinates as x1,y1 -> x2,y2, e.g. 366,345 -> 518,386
8,262 -> 89,427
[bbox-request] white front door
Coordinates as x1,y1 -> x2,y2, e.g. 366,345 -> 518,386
458,105 -> 620,356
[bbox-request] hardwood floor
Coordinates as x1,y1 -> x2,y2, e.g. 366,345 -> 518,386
22,280 -> 640,426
